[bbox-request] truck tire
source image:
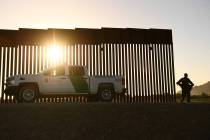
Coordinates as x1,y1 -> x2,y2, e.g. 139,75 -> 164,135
98,86 -> 114,102
18,85 -> 37,103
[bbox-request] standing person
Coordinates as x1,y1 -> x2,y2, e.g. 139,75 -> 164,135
177,73 -> 194,103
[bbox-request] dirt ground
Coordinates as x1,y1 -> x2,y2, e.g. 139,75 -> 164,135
0,103 -> 210,140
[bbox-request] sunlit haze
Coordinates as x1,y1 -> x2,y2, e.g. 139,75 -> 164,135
0,0 -> 209,89
47,45 -> 63,66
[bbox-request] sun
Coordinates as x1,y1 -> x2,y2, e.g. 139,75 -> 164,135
47,45 -> 63,66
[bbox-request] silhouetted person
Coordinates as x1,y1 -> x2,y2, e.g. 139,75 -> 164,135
177,73 -> 194,103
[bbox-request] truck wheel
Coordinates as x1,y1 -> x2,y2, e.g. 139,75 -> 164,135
99,87 -> 114,102
18,85 -> 37,103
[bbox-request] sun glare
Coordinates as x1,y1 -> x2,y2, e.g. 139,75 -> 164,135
47,45 -> 63,66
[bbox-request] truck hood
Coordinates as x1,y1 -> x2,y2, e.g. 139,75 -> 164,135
12,74 -> 41,82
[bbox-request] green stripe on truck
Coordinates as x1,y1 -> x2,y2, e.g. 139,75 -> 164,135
69,76 -> 89,93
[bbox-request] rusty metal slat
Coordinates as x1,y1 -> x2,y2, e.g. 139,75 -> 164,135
102,44 -> 105,76
70,45 -> 73,65
139,44 -> 144,102
142,44 -> 148,102
151,44 -> 156,102
14,47 -> 18,75
115,44 -> 119,102
96,45 -> 99,75
18,46 -> 21,74
21,46 -> 25,74
139,44 -> 143,102
99,44 -> 102,76
64,45 -> 67,65
89,45 -> 92,76
125,44 -> 129,102
136,44 -> 140,102
67,46 -> 70,65
118,44 -> 122,76
33,46 -> 37,74
37,46 -> 40,73
118,44 -> 122,102
130,44 -> 135,102
152,44 -> 158,102
155,44 -> 159,102
168,44 -> 174,102
73,45 -> 75,65
82,45 -> 85,66
110,44 -> 113,76
5,47 -> 10,102
165,44 -> 171,102
10,47 -> 14,76
103,44 -> 106,75
115,44 -> 119,76
142,44 -> 146,102
120,44 -> 124,102
167,44 -> 173,102
0,47 -> 2,101
42,46 -> 46,69
93,45 -> 96,75
80,44 -> 84,65
76,45 -> 79,65
160,44 -> 165,102
79,45 -> 82,65
134,44 -> 138,102
108,44 -> 111,76
148,44 -> 153,102
121,44 -> 126,102
157,44 -> 162,102
135,44 -> 139,102
1,47 -> 6,102
112,44 -> 116,75
30,46 -> 33,74
25,46 -> 29,74
156,45 -> 161,102
106,44 -> 109,76
9,47 -> 13,102
131,44 -> 135,102
145,44 -> 150,102
127,44 -> 132,102
40,46 -> 44,71
85,45 -> 88,72
170,44 -> 176,102
162,44 -> 167,102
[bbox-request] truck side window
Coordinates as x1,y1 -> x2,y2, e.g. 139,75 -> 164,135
43,69 -> 54,76
69,66 -> 85,76
55,66 -> 65,76
43,66 -> 65,76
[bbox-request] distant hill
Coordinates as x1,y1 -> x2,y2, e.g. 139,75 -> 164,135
191,81 -> 210,95
177,81 -> 210,95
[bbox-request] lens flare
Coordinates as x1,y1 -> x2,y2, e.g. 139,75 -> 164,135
47,45 -> 62,66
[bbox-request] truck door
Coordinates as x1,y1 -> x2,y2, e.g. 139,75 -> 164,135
68,66 -> 89,93
41,66 -> 74,94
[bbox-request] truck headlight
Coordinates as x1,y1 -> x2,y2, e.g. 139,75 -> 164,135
8,80 -> 15,85
10,80 -> 15,85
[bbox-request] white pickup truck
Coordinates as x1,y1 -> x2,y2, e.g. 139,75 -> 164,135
4,65 -> 126,103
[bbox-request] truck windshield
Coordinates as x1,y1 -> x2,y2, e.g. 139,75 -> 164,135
41,66 -> 65,76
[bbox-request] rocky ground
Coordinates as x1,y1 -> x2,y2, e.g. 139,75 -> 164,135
0,103 -> 210,140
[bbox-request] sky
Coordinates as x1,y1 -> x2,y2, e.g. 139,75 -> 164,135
0,0 -> 209,89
